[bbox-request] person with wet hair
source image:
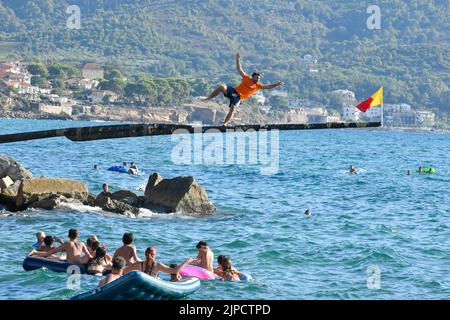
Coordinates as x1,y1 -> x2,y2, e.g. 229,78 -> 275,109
42,229 -> 92,264
87,246 -> 111,276
220,256 -> 240,281
125,246 -> 193,278
98,256 -> 126,287
214,255 -> 242,279
113,232 -> 141,266
191,241 -> 214,273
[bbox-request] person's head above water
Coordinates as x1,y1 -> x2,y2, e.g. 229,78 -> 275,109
102,183 -> 109,193
112,256 -> 126,271
407,170 -> 412,175
304,209 -> 312,216
36,231 -> 46,242
87,235 -> 99,248
94,164 -> 98,170
220,256 -> 233,271
145,246 -> 157,260
122,162 -> 127,167
169,263 -> 181,281
196,241 -> 209,252
68,229 -> 78,241
43,235 -> 53,246
418,167 -> 423,172
95,246 -> 107,259
122,232 -> 134,245
251,72 -> 261,83
91,240 -> 100,252
217,255 -> 226,265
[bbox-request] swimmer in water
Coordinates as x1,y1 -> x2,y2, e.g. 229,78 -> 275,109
349,165 -> 357,174
304,209 -> 312,216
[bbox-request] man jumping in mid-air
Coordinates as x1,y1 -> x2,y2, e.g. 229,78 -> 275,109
203,52 -> 284,125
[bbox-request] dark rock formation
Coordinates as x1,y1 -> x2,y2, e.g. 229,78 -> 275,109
143,173 -> 215,214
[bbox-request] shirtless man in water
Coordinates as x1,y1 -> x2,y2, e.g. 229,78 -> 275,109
113,232 -> 141,266
191,241 -> 214,273
42,229 -> 92,264
98,256 -> 126,287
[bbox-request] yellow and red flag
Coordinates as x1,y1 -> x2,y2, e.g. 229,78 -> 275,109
356,87 -> 383,112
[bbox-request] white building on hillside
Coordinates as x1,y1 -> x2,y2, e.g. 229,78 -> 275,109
332,89 -> 360,122
82,64 -> 104,80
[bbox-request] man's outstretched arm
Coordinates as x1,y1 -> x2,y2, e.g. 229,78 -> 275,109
261,81 -> 284,90
236,52 -> 247,78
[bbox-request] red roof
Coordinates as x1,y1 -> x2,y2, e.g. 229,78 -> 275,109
5,80 -> 32,87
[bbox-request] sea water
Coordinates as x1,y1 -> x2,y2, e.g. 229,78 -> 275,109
0,119 -> 449,299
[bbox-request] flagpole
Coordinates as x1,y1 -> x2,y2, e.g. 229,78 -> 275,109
380,86 -> 384,128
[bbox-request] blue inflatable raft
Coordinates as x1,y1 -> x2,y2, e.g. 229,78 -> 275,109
107,165 -> 130,173
71,271 -> 201,300
23,256 -> 88,273
23,256 -> 110,275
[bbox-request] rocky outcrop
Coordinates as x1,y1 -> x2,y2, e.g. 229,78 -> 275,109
102,198 -> 140,216
0,176 -> 14,189
93,190 -> 140,216
16,178 -> 89,209
1,155 -> 215,216
0,155 -> 33,181
144,173 -> 164,198
1,156 -> 33,209
143,173 -> 215,214
0,180 -> 21,208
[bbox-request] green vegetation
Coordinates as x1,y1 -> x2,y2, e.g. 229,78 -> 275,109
0,0 -> 448,114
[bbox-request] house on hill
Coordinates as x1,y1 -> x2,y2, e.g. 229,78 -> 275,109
82,63 -> 104,80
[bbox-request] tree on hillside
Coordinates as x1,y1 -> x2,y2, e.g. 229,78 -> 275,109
27,63 -> 48,77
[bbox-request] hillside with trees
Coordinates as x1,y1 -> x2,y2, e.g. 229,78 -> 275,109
0,0 -> 448,114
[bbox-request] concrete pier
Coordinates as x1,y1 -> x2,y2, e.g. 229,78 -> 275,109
0,122 -> 381,144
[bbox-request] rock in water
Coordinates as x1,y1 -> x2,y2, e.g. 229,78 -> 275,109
143,174 -> 215,214
111,190 -> 139,206
0,176 -> 14,189
103,199 -> 140,216
16,178 -> 89,209
0,155 -> 33,181
0,180 -> 21,208
144,173 -> 164,198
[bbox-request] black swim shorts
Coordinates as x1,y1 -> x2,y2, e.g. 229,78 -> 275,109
225,85 -> 241,107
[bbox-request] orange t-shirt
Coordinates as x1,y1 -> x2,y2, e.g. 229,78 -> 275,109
234,74 -> 264,101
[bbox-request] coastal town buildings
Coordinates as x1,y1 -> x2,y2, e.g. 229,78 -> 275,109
89,90 -> 119,103
332,89 -> 361,122
82,63 -> 104,80
416,110 -> 436,127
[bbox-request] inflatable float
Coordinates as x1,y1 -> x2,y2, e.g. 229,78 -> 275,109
23,256 -> 110,275
239,273 -> 253,281
417,167 -> 436,174
179,264 -> 217,280
107,165 -> 130,174
71,271 -> 201,300
179,264 -> 253,281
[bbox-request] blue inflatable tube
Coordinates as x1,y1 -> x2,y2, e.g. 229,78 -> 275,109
23,256 -> 88,273
239,273 -> 253,281
107,165 -> 129,173
71,271 -> 201,300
